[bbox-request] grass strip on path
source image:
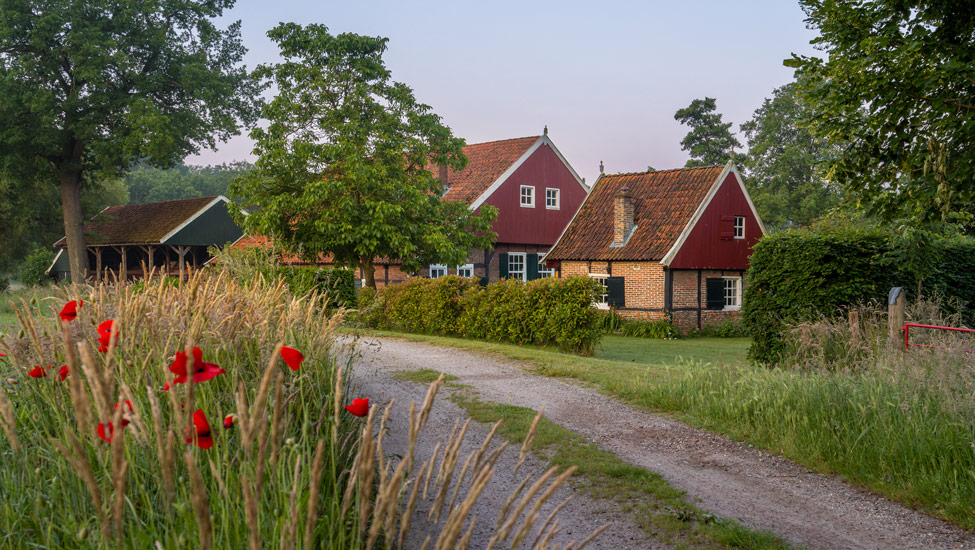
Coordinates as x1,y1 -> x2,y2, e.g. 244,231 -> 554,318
393,368 -> 791,550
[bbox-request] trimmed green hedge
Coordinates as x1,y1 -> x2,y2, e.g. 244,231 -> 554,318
279,265 -> 357,308
743,222 -> 975,364
356,275 -> 603,354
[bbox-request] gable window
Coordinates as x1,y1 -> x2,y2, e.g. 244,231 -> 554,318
456,264 -> 474,278
734,216 -> 745,239
508,252 -> 526,281
429,264 -> 447,278
545,188 -> 560,210
520,186 -> 535,208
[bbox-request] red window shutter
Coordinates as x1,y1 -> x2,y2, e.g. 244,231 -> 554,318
720,216 -> 734,240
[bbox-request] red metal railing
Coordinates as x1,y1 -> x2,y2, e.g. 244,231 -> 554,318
902,323 -> 975,352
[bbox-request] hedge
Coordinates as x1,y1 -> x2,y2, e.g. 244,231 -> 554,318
279,265 -> 357,308
356,275 -> 603,354
743,221 -> 975,364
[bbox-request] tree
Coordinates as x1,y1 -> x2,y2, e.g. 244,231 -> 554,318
674,97 -> 741,167
231,24 -> 497,289
740,82 -> 841,230
125,161 -> 251,204
786,0 -> 975,228
0,0 -> 262,282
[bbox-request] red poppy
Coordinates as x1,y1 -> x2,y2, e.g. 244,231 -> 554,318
97,320 -> 119,352
344,397 -> 369,417
97,422 -> 114,443
223,414 -> 237,430
168,347 -> 225,385
162,382 -> 170,392
186,409 -> 213,449
57,365 -> 69,381
60,300 -> 82,322
280,346 -> 304,371
114,400 -> 133,427
28,366 -> 47,378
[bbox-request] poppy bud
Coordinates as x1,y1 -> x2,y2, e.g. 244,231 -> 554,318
34,468 -> 41,475
17,329 -> 24,339
77,527 -> 88,541
285,437 -> 295,447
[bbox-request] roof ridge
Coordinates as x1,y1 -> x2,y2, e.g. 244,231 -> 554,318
463,135 -> 541,148
601,165 -> 722,178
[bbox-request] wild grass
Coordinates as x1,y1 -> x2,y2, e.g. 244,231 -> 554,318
0,272 -> 605,549
351,325 -> 975,531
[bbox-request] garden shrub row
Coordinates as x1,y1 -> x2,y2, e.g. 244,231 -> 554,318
356,275 -> 603,354
743,220 -> 975,364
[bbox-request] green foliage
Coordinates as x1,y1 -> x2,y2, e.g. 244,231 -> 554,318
16,247 -> 54,287
125,162 -> 252,204
787,1 -> 975,228
617,318 -> 682,340
674,97 -> 741,167
687,319 -> 749,338
739,82 -> 841,230
743,217 -> 975,364
231,24 -> 496,288
358,276 -> 603,354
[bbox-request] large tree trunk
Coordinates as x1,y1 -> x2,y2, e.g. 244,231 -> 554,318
59,166 -> 88,283
360,257 -> 377,290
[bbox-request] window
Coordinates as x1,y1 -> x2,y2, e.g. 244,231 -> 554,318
589,274 -> 609,308
456,264 -> 474,278
723,277 -> 741,309
545,188 -> 560,209
734,216 -> 745,239
538,259 -> 554,278
429,264 -> 447,278
520,185 -> 535,207
508,252 -> 526,281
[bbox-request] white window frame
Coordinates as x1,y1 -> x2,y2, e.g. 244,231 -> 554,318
589,273 -> 610,310
429,264 -> 447,279
545,188 -> 560,210
723,276 -> 742,310
520,185 -> 535,208
508,252 -> 527,281
538,258 -> 555,278
456,264 -> 474,278
734,216 -> 745,239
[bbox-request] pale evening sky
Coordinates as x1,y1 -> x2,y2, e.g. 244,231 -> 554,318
187,0 -> 820,186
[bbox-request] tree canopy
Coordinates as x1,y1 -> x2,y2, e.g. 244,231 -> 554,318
674,97 -> 741,167
740,82 -> 841,231
230,24 -> 497,289
787,0 -> 975,228
0,0 -> 262,281
126,161 -> 252,204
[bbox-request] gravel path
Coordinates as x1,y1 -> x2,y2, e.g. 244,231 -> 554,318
349,336 -> 975,550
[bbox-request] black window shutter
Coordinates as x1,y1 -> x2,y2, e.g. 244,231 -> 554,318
705,278 -> 724,310
606,276 -> 625,307
479,276 -> 488,287
526,253 -> 539,280
498,253 -> 509,279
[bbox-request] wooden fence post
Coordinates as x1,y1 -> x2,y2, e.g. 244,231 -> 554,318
888,287 -> 905,350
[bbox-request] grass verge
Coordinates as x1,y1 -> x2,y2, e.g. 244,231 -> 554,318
394,368 -> 790,549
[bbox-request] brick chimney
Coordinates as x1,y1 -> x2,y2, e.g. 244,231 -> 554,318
438,163 -> 449,186
613,184 -> 635,247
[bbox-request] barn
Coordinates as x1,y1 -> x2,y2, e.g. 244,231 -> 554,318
48,196 -> 244,281
544,161 -> 765,331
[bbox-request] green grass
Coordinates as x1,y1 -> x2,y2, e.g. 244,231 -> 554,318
0,285 -> 65,335
350,328 -> 975,532
390,367 -> 789,549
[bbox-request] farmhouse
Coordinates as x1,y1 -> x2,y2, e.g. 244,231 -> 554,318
544,161 -> 765,331
47,196 -> 244,281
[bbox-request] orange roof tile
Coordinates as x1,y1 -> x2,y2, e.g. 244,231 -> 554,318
53,196 -> 220,247
440,136 -> 540,204
546,166 -> 724,261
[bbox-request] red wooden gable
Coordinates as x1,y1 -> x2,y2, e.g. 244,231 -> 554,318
476,138 -> 587,246
665,169 -> 764,270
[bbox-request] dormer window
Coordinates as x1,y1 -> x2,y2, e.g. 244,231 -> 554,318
734,216 -> 745,239
520,185 -> 535,207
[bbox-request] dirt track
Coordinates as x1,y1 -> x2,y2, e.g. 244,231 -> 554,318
347,336 -> 975,550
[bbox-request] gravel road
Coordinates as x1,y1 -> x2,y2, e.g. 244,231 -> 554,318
348,336 -> 975,550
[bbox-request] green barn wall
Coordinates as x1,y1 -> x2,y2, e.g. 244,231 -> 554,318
164,201 -> 243,247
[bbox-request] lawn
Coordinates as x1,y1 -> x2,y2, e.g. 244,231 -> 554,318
596,334 -> 749,366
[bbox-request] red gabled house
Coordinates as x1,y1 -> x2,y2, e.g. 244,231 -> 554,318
424,131 -> 588,283
544,161 -> 765,331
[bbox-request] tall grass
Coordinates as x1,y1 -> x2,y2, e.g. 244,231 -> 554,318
0,272 -> 602,548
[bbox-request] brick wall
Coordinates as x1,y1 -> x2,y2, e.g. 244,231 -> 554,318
669,268 -> 745,331
413,244 -> 552,282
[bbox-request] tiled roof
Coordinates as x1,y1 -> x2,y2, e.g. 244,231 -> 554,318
546,166 -> 723,261
54,196 -> 220,247
441,136 -> 540,205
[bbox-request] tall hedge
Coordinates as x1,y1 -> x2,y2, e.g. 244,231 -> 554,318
743,223 -> 975,365
356,275 -> 603,354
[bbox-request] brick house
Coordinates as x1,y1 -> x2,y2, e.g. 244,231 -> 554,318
544,161 -> 765,331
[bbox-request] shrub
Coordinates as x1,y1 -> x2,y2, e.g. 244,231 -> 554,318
743,220 -> 975,365
687,319 -> 748,338
360,275 -> 603,354
16,247 -> 54,287
618,318 -> 682,339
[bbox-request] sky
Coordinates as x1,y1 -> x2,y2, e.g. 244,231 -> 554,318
187,0 -> 821,185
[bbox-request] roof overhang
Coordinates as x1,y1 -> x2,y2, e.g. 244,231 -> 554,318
659,161 -> 767,267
